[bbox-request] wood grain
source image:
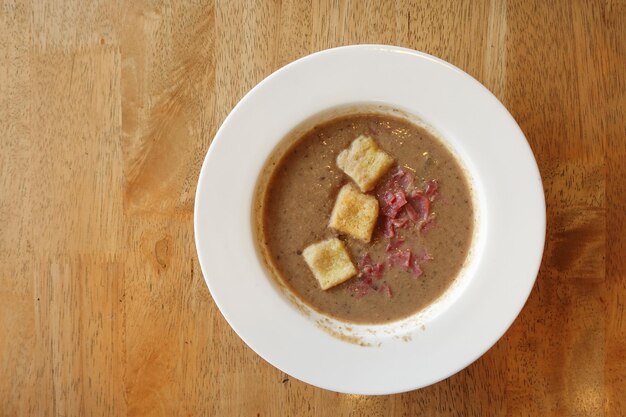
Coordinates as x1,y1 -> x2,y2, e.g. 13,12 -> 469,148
1,1 -> 625,416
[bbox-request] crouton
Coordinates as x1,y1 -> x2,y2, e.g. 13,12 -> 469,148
336,135 -> 394,192
302,238 -> 357,290
329,184 -> 379,242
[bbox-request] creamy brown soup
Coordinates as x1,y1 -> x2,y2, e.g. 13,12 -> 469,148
256,112 -> 474,324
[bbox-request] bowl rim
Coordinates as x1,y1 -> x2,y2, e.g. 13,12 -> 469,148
194,44 -> 546,395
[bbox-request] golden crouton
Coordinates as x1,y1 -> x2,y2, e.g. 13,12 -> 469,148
336,135 -> 394,192
302,238 -> 357,290
329,184 -> 379,243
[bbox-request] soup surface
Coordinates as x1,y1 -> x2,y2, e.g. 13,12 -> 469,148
258,112 -> 474,323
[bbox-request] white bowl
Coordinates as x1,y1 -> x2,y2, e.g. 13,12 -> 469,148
194,45 -> 545,395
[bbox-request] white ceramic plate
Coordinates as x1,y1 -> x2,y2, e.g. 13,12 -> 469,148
194,45 -> 545,395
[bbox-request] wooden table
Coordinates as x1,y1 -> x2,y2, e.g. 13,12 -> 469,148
1,1 -> 625,415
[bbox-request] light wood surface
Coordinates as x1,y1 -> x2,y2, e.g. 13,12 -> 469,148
1,1 -> 625,416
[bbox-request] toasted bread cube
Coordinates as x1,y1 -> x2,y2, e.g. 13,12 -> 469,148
336,135 -> 394,192
302,238 -> 357,290
329,184 -> 379,243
